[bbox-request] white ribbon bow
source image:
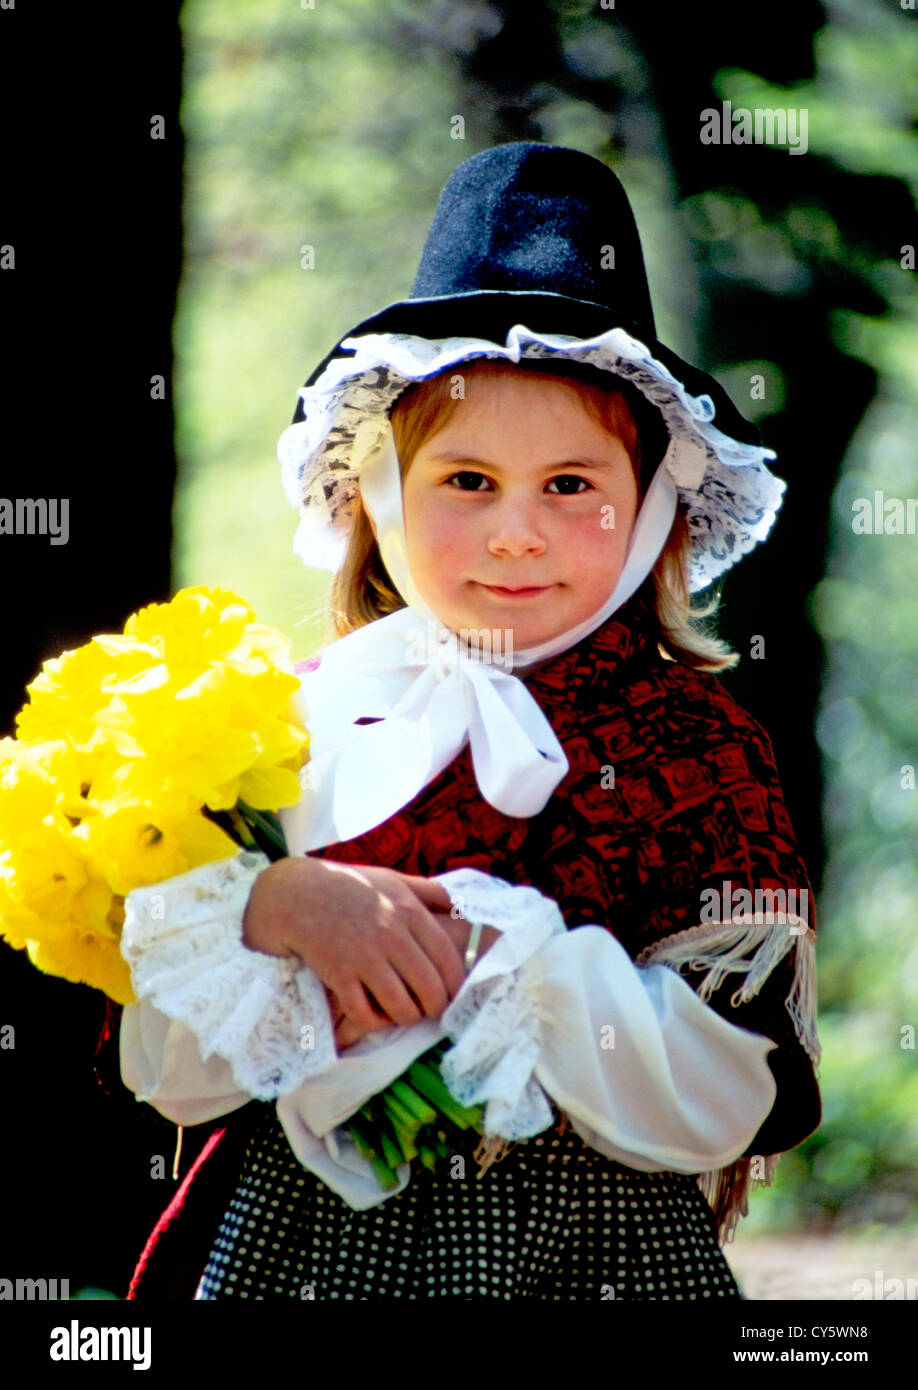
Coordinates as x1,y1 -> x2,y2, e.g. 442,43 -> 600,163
280,605 -> 568,852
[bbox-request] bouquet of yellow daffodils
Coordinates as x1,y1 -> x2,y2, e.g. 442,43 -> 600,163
0,584 -> 486,1188
0,587 -> 308,1005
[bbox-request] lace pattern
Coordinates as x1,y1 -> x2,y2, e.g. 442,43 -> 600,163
119,855 -> 781,1218
121,851 -> 338,1100
277,325 -> 785,589
435,866 -> 567,1140
271,867 -> 569,1208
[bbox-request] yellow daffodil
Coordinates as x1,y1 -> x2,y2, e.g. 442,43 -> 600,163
83,800 -> 238,898
15,638 -> 153,748
25,921 -> 133,1005
0,585 -> 310,1002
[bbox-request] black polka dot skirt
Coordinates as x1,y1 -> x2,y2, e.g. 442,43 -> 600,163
195,1107 -> 742,1301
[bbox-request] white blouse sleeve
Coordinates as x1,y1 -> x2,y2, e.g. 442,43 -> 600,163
118,850 -> 340,1119
281,866 -> 777,1181
117,859 -> 777,1208
434,868 -> 778,1174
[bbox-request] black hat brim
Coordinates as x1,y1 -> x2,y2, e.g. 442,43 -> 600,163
298,289 -> 762,450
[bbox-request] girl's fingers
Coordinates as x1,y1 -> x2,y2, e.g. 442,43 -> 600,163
401,907 -> 467,1001
334,980 -> 394,1033
383,928 -> 452,1018
325,987 -> 345,1026
333,1016 -> 365,1049
358,962 -> 426,1029
393,872 -> 455,916
309,870 -> 467,1025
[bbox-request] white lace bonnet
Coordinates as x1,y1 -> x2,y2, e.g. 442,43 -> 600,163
277,145 -> 786,592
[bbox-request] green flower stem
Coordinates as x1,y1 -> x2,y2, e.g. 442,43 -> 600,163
378,1130 -> 403,1172
347,1116 -> 400,1188
382,1092 -> 423,1135
389,1080 -> 437,1127
235,801 -> 289,858
377,1104 -> 407,1148
350,1130 -> 400,1189
226,807 -> 258,850
407,1059 -> 481,1130
350,1109 -> 386,1155
386,1114 -> 419,1163
346,1042 -> 486,1191
418,1146 -> 438,1172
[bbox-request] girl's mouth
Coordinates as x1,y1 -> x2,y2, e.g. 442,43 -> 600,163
479,584 -> 551,599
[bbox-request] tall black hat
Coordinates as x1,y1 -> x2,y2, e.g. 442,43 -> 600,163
279,142 -> 784,588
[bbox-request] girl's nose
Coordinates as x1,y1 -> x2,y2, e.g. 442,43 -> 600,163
486,498 -> 548,557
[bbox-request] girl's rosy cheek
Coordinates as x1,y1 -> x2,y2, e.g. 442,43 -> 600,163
418,500 -> 467,553
571,508 -> 615,544
575,515 -> 629,569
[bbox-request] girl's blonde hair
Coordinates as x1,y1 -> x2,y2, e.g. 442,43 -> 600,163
328,356 -> 739,671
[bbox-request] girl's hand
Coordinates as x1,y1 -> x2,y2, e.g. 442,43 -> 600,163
242,856 -> 467,1036
325,909 -> 501,1051
325,988 -> 365,1051
436,910 -> 501,972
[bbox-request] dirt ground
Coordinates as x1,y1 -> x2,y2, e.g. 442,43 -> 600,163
725,1229 -> 918,1300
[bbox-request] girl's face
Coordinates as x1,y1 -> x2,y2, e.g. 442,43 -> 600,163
397,371 -> 639,650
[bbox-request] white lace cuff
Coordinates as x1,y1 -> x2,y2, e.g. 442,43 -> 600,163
276,865 -> 564,1137
440,896 -> 778,1171
269,866 -> 562,1208
437,868 -> 567,1138
120,850 -> 338,1101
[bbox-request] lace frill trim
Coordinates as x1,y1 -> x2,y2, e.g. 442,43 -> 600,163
434,867 -> 568,1148
120,850 -> 338,1101
277,325 -> 786,591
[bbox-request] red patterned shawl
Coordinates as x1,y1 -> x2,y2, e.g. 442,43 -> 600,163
304,589 -> 821,1240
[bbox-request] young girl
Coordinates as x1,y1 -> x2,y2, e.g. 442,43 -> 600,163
119,142 -> 820,1301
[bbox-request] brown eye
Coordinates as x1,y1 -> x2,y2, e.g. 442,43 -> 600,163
547,476 -> 592,494
447,471 -> 491,491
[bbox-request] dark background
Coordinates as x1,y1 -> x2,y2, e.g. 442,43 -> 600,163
1,0 -> 187,1295
1,0 -> 915,1299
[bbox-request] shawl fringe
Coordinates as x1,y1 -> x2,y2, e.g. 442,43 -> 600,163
473,1134 -> 517,1175
636,916 -> 819,1242
698,1152 -> 781,1245
635,917 -> 820,1068
472,1107 -> 570,1177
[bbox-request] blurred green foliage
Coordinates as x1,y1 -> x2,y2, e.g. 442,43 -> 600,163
793,1 -> 918,1235
175,0 -> 471,656
176,0 -> 918,1235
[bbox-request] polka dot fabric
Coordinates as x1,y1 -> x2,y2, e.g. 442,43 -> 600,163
195,1110 -> 742,1301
